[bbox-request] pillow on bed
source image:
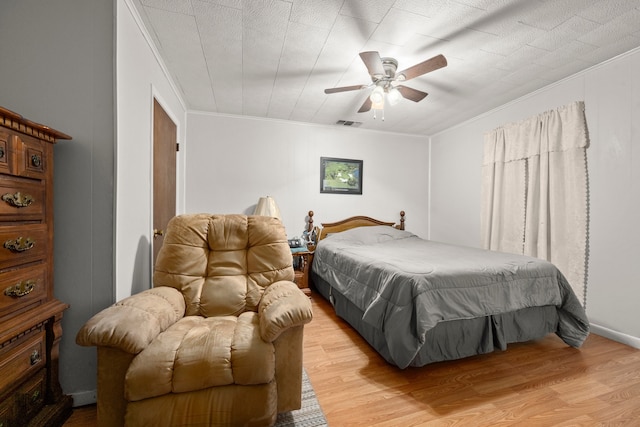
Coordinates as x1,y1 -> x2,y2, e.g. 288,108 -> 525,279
325,225 -> 415,245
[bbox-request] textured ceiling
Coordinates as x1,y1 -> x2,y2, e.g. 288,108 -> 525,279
131,0 -> 640,136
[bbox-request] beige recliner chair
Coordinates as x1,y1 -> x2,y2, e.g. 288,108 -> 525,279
77,214 -> 313,426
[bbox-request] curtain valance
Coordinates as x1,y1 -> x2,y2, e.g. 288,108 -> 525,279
482,101 -> 588,165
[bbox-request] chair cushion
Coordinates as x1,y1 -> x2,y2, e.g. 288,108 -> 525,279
124,312 -> 275,402
153,214 -> 295,316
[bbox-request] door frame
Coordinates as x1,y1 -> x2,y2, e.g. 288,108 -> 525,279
149,88 -> 184,280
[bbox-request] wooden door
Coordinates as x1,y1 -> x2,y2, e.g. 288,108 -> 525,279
152,99 -> 177,264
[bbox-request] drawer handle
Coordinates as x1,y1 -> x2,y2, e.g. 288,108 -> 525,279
0,146 -> 4,159
30,349 -> 42,366
4,237 -> 35,252
4,280 -> 36,297
1,191 -> 34,208
31,154 -> 42,168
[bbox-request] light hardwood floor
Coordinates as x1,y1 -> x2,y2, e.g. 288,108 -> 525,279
65,290 -> 640,426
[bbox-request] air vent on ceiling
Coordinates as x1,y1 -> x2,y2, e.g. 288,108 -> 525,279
335,120 -> 362,127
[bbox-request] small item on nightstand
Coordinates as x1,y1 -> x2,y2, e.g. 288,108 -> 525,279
288,237 -> 305,248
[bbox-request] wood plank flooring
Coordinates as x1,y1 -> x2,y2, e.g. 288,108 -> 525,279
65,290 -> 640,426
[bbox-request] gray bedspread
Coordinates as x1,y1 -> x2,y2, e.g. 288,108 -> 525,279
312,226 -> 590,368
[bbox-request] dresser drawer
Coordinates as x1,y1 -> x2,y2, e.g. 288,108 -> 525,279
0,224 -> 48,269
0,330 -> 46,394
15,135 -> 47,180
17,369 -> 47,421
0,390 -> 13,427
0,130 -> 48,180
0,264 -> 47,320
0,179 -> 45,221
0,129 -> 10,176
0,369 -> 46,427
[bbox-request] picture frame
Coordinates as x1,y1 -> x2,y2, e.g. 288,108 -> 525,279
320,157 -> 363,195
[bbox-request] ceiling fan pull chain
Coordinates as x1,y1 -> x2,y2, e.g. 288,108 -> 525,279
372,108 -> 385,121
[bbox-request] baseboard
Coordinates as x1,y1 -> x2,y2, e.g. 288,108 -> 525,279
70,390 -> 97,407
590,323 -> 640,349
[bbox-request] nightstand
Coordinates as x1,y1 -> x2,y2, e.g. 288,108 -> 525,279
291,248 -> 313,296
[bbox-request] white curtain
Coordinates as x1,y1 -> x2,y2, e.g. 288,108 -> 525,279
481,101 -> 589,306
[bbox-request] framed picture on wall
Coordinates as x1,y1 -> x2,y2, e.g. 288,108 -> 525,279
320,157 -> 363,194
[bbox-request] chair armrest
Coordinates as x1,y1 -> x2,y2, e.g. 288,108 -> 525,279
259,281 -> 313,343
76,286 -> 186,354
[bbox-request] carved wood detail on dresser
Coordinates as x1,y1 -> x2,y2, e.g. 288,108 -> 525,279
0,107 -> 72,427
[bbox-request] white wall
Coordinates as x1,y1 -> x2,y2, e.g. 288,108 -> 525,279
0,0 -> 115,405
430,47 -> 640,348
115,0 -> 187,303
185,113 -> 429,238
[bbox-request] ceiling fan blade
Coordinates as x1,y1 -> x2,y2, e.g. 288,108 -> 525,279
324,85 -> 367,94
396,54 -> 447,81
358,97 -> 372,113
359,51 -> 385,78
396,85 -> 428,102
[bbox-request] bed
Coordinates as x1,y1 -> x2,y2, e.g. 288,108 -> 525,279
309,212 -> 589,369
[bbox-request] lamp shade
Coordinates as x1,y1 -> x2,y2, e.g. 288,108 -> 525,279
253,196 -> 281,220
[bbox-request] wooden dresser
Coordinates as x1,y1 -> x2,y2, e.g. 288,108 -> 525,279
0,107 -> 72,426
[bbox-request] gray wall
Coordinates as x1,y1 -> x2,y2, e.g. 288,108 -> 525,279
0,0 -> 115,400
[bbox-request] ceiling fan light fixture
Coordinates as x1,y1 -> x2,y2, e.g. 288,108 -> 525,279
370,86 -> 384,104
387,87 -> 401,105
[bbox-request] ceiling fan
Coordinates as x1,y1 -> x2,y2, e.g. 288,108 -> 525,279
324,51 -> 447,115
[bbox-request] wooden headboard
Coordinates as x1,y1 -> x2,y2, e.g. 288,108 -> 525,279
310,211 -> 406,242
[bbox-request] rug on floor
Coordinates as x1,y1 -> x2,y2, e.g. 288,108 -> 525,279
274,369 -> 328,427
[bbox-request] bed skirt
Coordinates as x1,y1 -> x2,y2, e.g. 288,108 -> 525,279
311,272 -> 560,368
